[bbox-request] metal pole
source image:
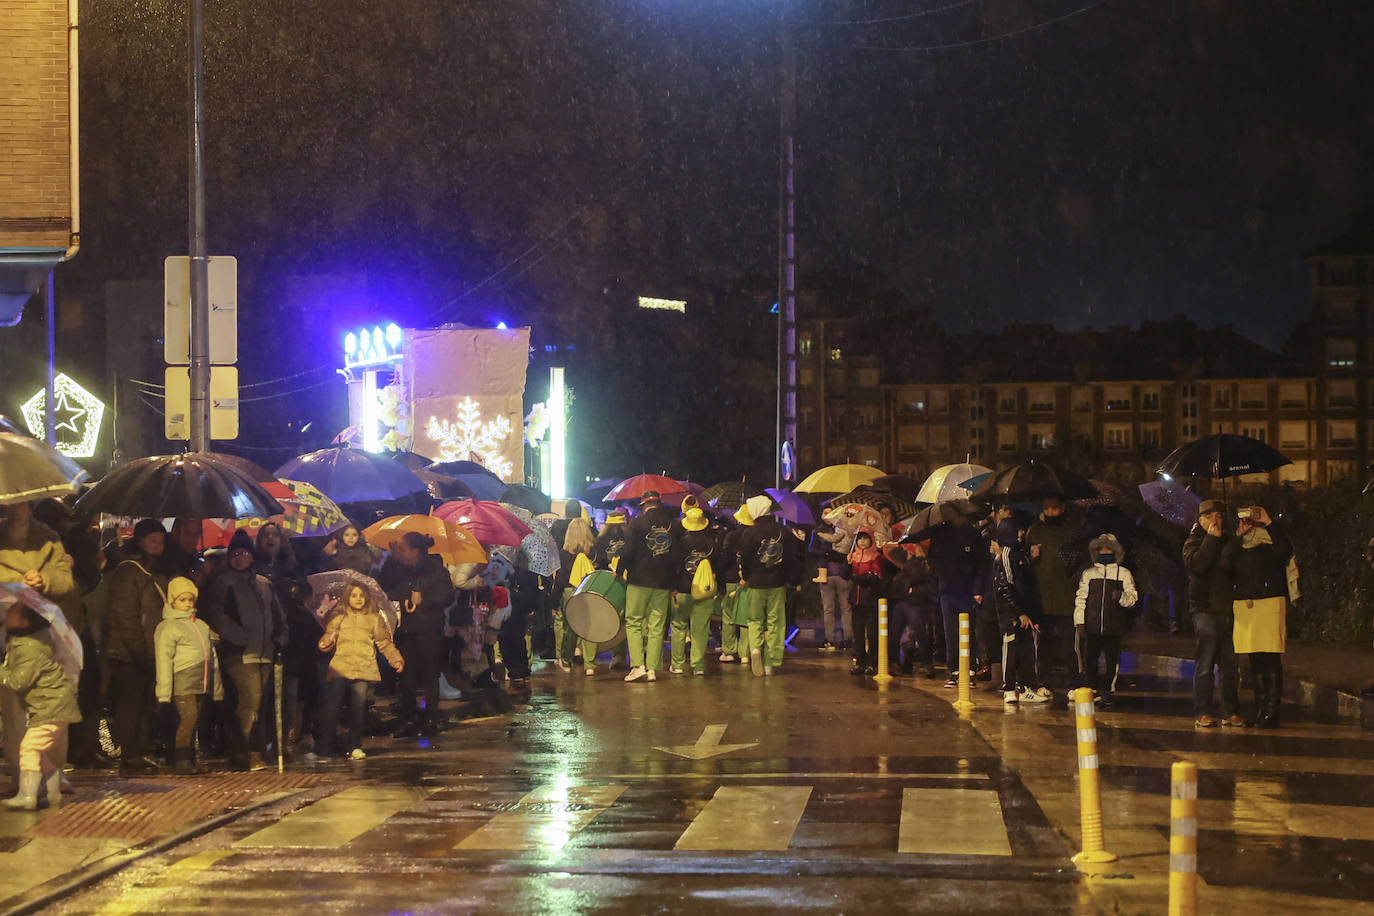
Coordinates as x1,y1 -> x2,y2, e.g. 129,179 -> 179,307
776,6 -> 798,487
188,0 -> 211,452
44,272 -> 56,445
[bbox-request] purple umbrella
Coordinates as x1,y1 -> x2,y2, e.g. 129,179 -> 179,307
1138,479 -> 1202,528
276,446 -> 427,504
765,487 -> 816,526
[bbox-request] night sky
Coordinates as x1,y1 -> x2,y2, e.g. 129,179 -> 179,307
21,0 -> 1374,473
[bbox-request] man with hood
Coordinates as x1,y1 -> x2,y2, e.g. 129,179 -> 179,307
103,518 -> 169,775
738,495 -> 800,677
992,517 -> 1048,704
200,529 -> 287,769
1073,533 -> 1138,708
669,497 -> 720,676
618,493 -> 678,682
1027,496 -> 1079,689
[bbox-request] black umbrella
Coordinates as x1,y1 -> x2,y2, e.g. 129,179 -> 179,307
968,460 -> 1099,505
1157,434 -> 1292,480
1061,505 -> 1181,595
501,483 -> 553,516
869,474 -> 923,504
901,499 -> 983,541
384,450 -> 435,472
415,468 -> 475,501
76,453 -> 285,519
700,480 -> 767,513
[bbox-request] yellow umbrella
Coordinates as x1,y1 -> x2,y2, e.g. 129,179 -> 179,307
794,463 -> 885,494
363,514 -> 488,566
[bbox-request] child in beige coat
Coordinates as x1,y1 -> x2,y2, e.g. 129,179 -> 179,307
307,584 -> 403,761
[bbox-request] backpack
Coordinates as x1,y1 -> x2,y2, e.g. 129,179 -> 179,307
691,558 -> 717,601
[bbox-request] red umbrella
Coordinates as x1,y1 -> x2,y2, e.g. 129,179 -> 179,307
433,499 -> 532,547
605,474 -> 687,502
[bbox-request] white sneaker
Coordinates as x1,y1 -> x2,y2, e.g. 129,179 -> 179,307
719,653 -> 737,663
348,748 -> 366,760
1003,690 -> 1020,703
668,665 -> 685,675
302,751 -> 325,763
1020,688 -> 1049,704
624,666 -> 647,682
585,668 -> 596,677
749,649 -> 764,677
1034,686 -> 1053,700
439,676 -> 463,700
647,670 -> 657,682
763,666 -> 774,676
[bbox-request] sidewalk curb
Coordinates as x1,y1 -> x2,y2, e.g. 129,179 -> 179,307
0,789 -> 299,916
1123,650 -> 1370,725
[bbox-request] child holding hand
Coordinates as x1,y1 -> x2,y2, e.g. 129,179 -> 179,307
155,577 -> 223,774
2,604 -> 80,809
308,584 -> 403,761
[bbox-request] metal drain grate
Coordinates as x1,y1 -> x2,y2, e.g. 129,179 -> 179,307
26,772 -> 330,840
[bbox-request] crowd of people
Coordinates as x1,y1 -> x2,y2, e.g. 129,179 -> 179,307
0,482 -> 1299,809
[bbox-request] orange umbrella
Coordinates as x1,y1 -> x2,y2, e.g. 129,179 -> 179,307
363,514 -> 487,566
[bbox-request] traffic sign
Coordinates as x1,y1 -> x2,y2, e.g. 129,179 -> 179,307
164,255 -> 238,365
164,366 -> 239,440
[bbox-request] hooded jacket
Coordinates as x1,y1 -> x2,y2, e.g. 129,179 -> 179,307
1,633 -> 80,726
103,554 -> 169,666
154,601 -> 223,702
319,603 -> 404,682
1073,535 -> 1139,633
673,524 -> 721,594
0,521 -> 78,629
200,567 -> 286,662
619,504 -> 679,590
991,521 -> 1038,631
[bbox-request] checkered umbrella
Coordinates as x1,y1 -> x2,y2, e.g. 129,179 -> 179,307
699,480 -> 766,513
276,478 -> 349,537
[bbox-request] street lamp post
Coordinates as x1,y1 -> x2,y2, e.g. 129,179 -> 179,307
187,0 -> 211,452
776,5 -> 798,487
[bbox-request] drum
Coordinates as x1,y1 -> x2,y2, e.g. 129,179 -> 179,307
566,569 -> 627,643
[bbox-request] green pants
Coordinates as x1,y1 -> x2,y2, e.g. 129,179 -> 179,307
748,586 -> 786,668
556,589 -> 599,670
625,585 -> 670,671
672,593 -> 718,673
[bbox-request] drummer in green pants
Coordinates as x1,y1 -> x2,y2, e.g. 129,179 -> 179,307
618,491 -> 679,683
669,499 -> 722,675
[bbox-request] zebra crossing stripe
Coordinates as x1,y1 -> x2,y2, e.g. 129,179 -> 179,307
898,788 -> 1013,856
674,785 -> 812,851
236,786 -> 436,849
456,783 -> 626,851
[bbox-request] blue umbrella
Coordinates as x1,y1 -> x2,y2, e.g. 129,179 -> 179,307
425,461 -> 506,501
275,446 -> 427,504
765,487 -> 815,526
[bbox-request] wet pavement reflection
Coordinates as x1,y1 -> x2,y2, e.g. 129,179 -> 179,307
24,651 -> 1374,914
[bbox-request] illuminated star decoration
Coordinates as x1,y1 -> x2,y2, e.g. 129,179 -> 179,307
427,397 -> 514,479
21,373 -> 107,458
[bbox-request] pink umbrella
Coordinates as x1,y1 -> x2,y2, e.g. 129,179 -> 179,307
434,499 -> 533,547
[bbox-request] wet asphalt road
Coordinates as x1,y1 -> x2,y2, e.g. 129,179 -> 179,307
37,651 -> 1374,915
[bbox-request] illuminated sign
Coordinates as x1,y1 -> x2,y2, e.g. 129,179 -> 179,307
21,373 -> 106,458
343,322 -> 404,369
548,367 -> 567,499
427,397 -> 515,478
638,296 -> 686,314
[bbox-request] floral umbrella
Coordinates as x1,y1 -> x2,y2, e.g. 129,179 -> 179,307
495,502 -> 562,577
305,570 -> 399,632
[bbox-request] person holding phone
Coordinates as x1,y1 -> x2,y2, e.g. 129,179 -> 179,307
1220,504 -> 1292,728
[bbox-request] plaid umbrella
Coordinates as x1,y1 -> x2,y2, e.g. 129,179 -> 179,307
700,480 -> 766,513
276,478 -> 349,537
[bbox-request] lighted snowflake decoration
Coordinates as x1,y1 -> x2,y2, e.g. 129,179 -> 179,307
21,373 -> 106,458
427,397 -> 514,478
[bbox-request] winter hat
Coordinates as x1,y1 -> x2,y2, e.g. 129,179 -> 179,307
227,529 -> 255,553
681,507 -> 709,532
744,495 -> 774,520
994,518 -> 1025,549
132,518 -> 167,547
733,503 -> 755,527
168,576 -> 198,604
1088,533 -> 1124,563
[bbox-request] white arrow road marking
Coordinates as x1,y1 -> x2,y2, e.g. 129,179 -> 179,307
654,724 -> 758,760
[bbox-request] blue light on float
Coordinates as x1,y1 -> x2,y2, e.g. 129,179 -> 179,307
496,321 -> 509,330
342,322 -> 405,370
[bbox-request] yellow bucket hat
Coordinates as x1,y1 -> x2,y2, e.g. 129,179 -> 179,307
681,507 -> 709,532
733,504 -> 754,526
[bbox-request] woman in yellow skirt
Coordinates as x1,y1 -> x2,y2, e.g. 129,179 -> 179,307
1220,505 -> 1293,728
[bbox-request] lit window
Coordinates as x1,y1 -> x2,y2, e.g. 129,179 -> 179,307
1327,339 -> 1357,369
828,347 -> 844,363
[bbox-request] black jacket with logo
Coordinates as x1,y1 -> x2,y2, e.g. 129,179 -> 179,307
620,505 -> 679,589
739,516 -> 799,590
592,526 -> 627,571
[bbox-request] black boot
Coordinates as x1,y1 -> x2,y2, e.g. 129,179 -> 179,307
1261,669 -> 1283,728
